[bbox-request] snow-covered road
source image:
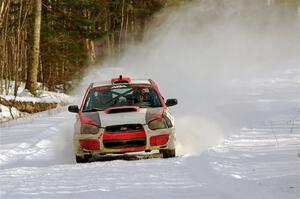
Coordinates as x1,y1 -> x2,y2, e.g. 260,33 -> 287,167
0,68 -> 299,199
0,114 -> 299,199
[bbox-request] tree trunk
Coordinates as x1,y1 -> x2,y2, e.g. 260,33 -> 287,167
14,0 -> 23,97
118,0 -> 125,54
125,11 -> 129,47
25,0 -> 41,96
86,39 -> 96,65
0,0 -> 10,95
105,8 -> 112,57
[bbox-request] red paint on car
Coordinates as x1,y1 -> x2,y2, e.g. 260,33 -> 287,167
79,139 -> 100,150
103,130 -> 146,140
150,134 -> 169,146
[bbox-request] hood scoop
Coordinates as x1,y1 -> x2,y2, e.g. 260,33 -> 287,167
105,106 -> 140,114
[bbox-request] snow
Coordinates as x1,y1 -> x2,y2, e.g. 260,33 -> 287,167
0,82 -> 74,122
0,89 -> 73,104
0,104 -> 26,123
0,68 -> 299,199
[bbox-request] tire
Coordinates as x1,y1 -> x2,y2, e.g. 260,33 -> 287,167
161,149 -> 176,158
75,155 -> 91,163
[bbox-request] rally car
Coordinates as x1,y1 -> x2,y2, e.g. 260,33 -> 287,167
68,76 -> 178,163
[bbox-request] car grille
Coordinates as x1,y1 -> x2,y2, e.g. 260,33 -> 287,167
103,138 -> 146,149
103,124 -> 146,149
105,124 -> 143,133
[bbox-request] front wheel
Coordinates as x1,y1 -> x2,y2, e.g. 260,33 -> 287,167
161,149 -> 176,158
75,155 -> 91,163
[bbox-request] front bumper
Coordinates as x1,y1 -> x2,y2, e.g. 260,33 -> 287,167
73,124 -> 175,156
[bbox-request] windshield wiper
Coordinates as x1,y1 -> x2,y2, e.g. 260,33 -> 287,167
82,108 -> 102,112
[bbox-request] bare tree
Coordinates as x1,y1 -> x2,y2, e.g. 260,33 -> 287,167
25,0 -> 41,96
118,0 -> 126,54
0,0 -> 11,95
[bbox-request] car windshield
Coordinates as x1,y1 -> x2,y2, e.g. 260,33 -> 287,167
82,84 -> 163,112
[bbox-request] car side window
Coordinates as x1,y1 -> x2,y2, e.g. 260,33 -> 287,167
149,88 -> 162,107
83,91 -> 93,110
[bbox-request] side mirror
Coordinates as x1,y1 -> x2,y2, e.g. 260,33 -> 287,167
166,99 -> 178,107
68,105 -> 79,113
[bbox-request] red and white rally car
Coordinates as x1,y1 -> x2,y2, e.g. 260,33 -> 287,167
68,76 -> 178,163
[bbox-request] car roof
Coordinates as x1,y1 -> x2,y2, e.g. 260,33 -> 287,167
92,79 -> 152,88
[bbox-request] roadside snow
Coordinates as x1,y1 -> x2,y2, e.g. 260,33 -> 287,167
0,89 -> 73,104
0,83 -> 74,122
0,104 -> 26,123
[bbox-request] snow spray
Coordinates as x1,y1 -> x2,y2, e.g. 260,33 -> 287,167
76,0 -> 300,155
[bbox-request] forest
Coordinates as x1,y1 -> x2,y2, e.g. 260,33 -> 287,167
0,0 -> 299,96
0,0 -> 189,96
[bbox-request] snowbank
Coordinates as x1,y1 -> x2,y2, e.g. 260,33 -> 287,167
0,85 -> 74,123
0,104 -> 26,123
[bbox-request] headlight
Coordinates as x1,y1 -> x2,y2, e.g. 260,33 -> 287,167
80,123 -> 99,134
148,118 -> 168,130
164,116 -> 173,128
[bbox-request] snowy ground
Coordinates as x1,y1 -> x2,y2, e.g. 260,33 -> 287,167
0,68 -> 299,199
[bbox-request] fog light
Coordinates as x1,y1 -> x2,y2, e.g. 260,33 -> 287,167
150,135 -> 169,146
79,139 -> 100,150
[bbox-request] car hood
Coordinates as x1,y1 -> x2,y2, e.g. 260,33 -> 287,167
97,107 -> 164,127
